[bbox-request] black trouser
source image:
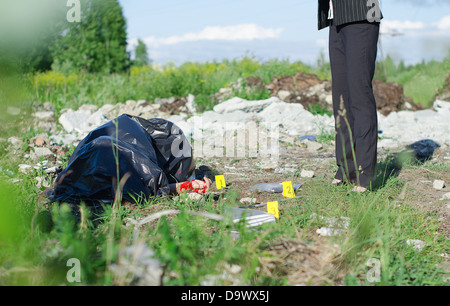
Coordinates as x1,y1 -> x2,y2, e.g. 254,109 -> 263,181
329,21 -> 379,188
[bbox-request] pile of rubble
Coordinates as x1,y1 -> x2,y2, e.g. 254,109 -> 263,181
244,72 -> 423,116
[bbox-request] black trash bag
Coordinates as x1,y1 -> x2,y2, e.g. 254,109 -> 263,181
406,139 -> 441,163
47,114 -> 195,204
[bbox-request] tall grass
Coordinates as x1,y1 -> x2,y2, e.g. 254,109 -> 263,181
27,56 -> 330,113
375,55 -> 450,107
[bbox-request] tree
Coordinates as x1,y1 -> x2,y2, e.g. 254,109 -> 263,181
52,0 -> 129,73
133,39 -> 150,67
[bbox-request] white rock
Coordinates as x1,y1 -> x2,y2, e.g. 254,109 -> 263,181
440,192 -> 450,201
109,244 -> 163,286
306,140 -> 323,153
213,96 -> 280,114
239,198 -> 257,205
187,193 -> 203,201
78,104 -> 98,114
185,94 -> 197,114
406,239 -> 426,251
316,227 -> 343,236
311,213 -> 350,229
18,164 -> 33,174
59,110 -> 90,133
433,100 -> 450,112
300,169 -> 315,178
32,147 -> 53,159
8,136 -> 23,149
87,109 -> 108,128
433,180 -> 445,190
277,90 -> 291,101
59,109 -> 108,134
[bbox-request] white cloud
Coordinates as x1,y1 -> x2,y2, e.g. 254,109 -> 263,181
381,20 -> 425,34
436,15 -> 450,30
130,24 -> 284,48
316,39 -> 327,48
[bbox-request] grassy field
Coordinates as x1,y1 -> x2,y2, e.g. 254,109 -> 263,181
0,56 -> 449,286
27,54 -> 450,115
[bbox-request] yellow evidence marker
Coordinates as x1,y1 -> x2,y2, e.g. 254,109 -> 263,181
282,181 -> 296,198
215,175 -> 226,190
267,201 -> 280,219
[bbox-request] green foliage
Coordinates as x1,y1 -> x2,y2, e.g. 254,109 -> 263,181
375,55 -> 450,107
52,0 -> 129,73
132,39 -> 151,67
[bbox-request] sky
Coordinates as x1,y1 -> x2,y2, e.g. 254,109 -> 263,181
119,0 -> 450,66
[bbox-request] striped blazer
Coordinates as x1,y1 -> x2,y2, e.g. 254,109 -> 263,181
318,0 -> 383,30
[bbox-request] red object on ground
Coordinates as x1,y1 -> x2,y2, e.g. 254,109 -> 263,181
178,180 -> 207,194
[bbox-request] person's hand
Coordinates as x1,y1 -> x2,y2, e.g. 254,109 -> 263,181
178,177 -> 212,194
191,177 -> 212,193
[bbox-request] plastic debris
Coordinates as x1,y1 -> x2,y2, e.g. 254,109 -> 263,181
228,207 -> 276,227
298,135 -> 316,142
406,139 -> 440,163
249,182 -> 303,193
46,114 -> 195,203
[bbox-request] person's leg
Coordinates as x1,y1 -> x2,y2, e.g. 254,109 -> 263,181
329,23 -> 356,184
340,21 -> 380,189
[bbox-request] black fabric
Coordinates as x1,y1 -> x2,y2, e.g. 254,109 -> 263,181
49,114 -> 195,203
318,0 -> 383,30
329,21 -> 380,188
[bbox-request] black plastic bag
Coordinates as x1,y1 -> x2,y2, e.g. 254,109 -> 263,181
406,139 -> 441,163
47,114 -> 195,204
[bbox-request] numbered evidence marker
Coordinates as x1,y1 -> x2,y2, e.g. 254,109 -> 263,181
215,175 -> 226,190
267,201 -> 279,219
282,181 -> 296,198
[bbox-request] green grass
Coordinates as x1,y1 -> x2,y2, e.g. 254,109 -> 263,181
375,55 -> 450,107
26,56 -> 328,113
25,54 -> 450,116
0,148 -> 448,285
0,55 -> 449,286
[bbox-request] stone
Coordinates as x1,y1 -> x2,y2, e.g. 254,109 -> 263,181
18,164 -> 33,174
59,109 -> 108,134
316,227 -> 343,236
213,96 -> 280,114
300,169 -> 315,178
277,90 -> 291,101
187,193 -> 203,201
136,100 -> 151,108
32,147 -> 53,159
440,192 -> 450,200
433,180 -> 445,190
78,104 -> 98,114
34,138 -> 46,146
305,140 -> 323,153
109,244 -> 163,286
185,94 -> 197,114
59,110 -> 91,133
239,198 -> 257,205
406,239 -> 426,251
8,137 -> 23,149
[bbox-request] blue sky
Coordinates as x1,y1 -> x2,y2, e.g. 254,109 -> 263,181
119,0 -> 450,66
